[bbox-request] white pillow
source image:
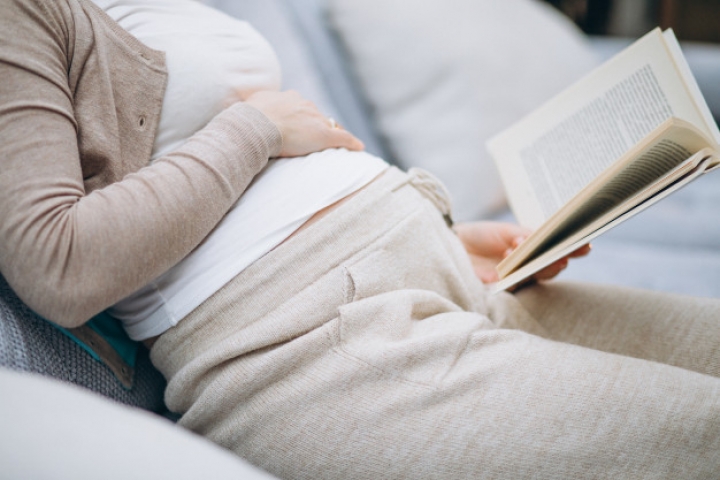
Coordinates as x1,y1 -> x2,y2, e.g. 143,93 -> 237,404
0,369 -> 278,480
327,0 -> 600,220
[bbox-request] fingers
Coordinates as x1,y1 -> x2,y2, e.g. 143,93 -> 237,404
568,243 -> 592,258
244,90 -> 366,157
533,257 -> 568,281
324,125 -> 365,151
479,270 -> 499,284
530,244 -> 591,283
502,235 -> 528,259
320,116 -> 365,151
456,222 -> 592,289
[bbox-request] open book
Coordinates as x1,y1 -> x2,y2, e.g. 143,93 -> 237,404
487,28 -> 720,293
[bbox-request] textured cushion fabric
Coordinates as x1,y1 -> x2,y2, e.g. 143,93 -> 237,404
326,0 -> 600,220
0,274 -> 166,412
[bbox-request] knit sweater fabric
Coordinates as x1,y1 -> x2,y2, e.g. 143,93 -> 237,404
0,0 -> 282,327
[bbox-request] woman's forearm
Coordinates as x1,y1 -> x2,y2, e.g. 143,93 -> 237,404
1,103 -> 280,328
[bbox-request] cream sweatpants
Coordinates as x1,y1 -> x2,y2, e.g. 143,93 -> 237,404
152,167 -> 720,480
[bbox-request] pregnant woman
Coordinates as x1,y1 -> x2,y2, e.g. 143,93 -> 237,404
1,1 -> 719,479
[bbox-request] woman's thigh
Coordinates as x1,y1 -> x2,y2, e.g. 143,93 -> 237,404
163,248 -> 720,479
204,295 -> 720,480
153,166 -> 720,479
507,281 -> 720,378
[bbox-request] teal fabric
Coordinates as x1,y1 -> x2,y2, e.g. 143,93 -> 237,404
53,312 -> 138,368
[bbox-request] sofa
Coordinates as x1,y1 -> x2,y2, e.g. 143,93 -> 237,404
2,0 -> 719,478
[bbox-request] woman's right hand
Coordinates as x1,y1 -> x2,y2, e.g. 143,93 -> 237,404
244,90 -> 365,157
453,221 -> 591,286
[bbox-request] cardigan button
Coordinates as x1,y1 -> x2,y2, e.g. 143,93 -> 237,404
138,116 -> 147,128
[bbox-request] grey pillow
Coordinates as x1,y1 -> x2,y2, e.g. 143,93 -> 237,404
0,275 -> 167,412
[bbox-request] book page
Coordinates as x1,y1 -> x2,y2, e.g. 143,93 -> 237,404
491,151 -> 719,292
495,120 -> 714,277
488,28 -> 716,229
662,29 -> 720,144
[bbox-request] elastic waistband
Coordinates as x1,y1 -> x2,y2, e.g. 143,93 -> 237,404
228,166 -> 455,308
269,166 -> 453,274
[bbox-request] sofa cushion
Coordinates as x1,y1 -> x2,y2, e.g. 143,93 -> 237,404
0,274 -> 166,412
0,368 -> 278,480
327,0 -> 600,220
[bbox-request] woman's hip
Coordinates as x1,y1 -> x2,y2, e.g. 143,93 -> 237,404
149,167 -> 490,396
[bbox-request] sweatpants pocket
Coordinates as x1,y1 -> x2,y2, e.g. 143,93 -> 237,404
335,233 -> 496,389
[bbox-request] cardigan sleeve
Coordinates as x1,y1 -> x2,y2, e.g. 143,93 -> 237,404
0,0 -> 282,327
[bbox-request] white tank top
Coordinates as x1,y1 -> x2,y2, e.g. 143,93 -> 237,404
95,0 -> 388,340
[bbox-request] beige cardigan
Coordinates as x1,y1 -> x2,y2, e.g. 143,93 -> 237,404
0,0 -> 282,327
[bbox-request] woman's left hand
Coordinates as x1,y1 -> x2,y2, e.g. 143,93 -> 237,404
243,90 -> 364,157
453,221 -> 591,287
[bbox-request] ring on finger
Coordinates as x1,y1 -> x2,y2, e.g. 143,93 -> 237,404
327,117 -> 339,129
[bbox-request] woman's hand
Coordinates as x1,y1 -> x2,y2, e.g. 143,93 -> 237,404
453,221 -> 591,287
244,90 -> 365,157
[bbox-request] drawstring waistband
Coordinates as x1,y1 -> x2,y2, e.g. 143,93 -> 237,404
395,168 -> 454,228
